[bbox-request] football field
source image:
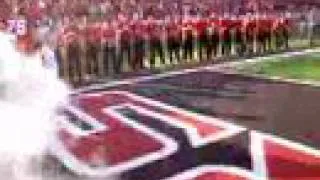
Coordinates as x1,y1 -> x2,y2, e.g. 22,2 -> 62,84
51,51 -> 320,180
236,52 -> 320,81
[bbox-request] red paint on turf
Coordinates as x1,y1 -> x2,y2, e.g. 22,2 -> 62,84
264,140 -> 320,179
195,172 -> 249,180
63,95 -> 164,165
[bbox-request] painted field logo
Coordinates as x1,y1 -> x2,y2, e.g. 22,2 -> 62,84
52,91 -> 320,179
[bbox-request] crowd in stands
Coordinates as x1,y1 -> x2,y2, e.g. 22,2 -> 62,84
0,0 -> 306,25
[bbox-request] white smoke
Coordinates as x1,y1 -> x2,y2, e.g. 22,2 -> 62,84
0,31 -> 69,179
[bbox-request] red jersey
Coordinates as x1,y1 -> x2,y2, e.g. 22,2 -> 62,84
132,22 -> 145,41
258,19 -> 273,33
149,22 -> 162,41
195,19 -> 208,38
86,25 -> 99,44
166,22 -> 181,40
119,25 -> 132,46
181,19 -> 194,40
58,25 -> 79,46
139,20 -> 151,40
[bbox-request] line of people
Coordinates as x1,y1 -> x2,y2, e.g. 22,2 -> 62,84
57,16 -> 291,83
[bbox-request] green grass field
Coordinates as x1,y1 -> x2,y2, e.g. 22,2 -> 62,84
237,53 -> 320,81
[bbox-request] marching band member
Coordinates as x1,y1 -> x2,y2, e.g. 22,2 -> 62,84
118,20 -> 132,73
182,17 -> 194,62
103,21 -> 117,76
86,22 -> 100,77
50,12 -> 293,82
65,25 -> 81,84
131,19 -> 145,70
206,18 -> 219,59
195,17 -> 208,61
166,16 -> 182,64
149,16 -> 165,69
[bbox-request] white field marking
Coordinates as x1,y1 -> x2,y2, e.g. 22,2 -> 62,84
250,131 -> 320,180
57,106 -> 108,137
163,165 -> 260,180
289,51 -> 307,56
245,58 -> 259,63
81,93 -> 103,97
300,80 -> 316,85
269,76 -> 282,80
108,103 -> 244,147
73,48 -> 320,94
250,131 -> 268,180
102,91 -> 246,146
51,107 -> 178,177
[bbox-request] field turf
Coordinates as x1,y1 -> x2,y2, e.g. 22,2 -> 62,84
237,53 -> 320,81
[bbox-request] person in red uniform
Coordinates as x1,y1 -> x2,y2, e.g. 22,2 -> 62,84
131,19 -> 145,70
272,18 -> 285,50
182,17 -> 194,61
195,17 -> 208,61
240,16 -> 250,55
206,18 -> 219,59
219,18 -> 234,56
63,24 -> 81,83
245,17 -> 256,54
232,18 -> 244,55
257,18 -> 273,53
166,17 -> 182,63
118,21 -> 132,74
102,21 -> 117,76
149,17 -> 165,69
85,23 -> 100,76
276,17 -> 290,50
281,18 -> 290,49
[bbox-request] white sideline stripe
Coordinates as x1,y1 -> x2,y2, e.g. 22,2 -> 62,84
73,48 -> 320,94
51,107 -> 178,177
163,165 -> 260,180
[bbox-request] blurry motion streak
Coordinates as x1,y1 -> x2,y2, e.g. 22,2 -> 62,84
0,31 -> 69,179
